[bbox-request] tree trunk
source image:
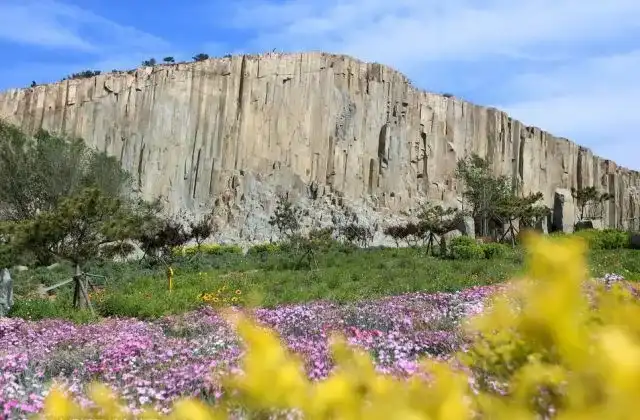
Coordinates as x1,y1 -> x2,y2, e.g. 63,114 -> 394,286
73,264 -> 88,309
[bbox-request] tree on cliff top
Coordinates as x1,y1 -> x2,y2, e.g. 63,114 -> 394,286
192,53 -> 209,62
0,121 -> 131,221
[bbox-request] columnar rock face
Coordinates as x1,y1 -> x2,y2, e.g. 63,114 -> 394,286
0,52 -> 638,242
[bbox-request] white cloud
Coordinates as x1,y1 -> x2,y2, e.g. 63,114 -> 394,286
0,0 -> 170,54
218,0 -> 640,169
0,0 -> 175,89
0,1 -> 93,50
222,0 -> 640,65
498,50 -> 640,169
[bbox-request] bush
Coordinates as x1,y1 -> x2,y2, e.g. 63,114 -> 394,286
574,229 -> 630,250
450,236 -> 484,260
247,243 -> 281,255
172,244 -> 243,257
66,70 -> 101,80
481,242 -> 509,259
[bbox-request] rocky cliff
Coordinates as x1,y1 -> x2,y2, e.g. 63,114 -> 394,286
0,52 -> 638,243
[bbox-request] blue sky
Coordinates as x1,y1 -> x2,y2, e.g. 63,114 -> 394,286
1,0 -> 639,170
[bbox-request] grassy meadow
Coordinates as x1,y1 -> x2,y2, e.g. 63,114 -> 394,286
9,239 -> 640,322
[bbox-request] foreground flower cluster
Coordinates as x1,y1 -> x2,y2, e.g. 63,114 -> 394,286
4,234 -> 639,418
1,282 -> 497,418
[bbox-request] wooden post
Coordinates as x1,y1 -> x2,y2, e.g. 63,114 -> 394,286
0,268 -> 13,316
72,264 -> 95,315
73,264 -> 87,309
167,266 -> 174,292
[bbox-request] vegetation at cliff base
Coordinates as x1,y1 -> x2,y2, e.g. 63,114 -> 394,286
7,233 -> 640,322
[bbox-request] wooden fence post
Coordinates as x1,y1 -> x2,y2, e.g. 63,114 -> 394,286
73,264 -> 94,315
0,268 -> 13,316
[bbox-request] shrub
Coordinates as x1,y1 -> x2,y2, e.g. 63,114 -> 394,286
574,228 -> 630,250
98,241 -> 136,260
138,214 -> 192,260
66,70 -> 101,80
247,243 -> 281,255
173,244 -> 243,257
481,242 -> 509,259
450,236 -> 484,260
383,222 -> 425,247
339,223 -> 375,247
189,215 -> 215,248
269,193 -> 302,239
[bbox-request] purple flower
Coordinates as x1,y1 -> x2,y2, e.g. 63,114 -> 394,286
1,285 -> 505,416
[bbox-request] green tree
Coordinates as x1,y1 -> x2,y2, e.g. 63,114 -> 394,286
418,204 -> 462,255
189,215 -> 215,251
0,122 -> 130,222
269,193 -> 302,239
163,56 -> 175,63
136,212 -> 193,262
66,70 -> 101,80
571,186 -> 613,222
288,227 -> 335,270
9,188 -> 145,267
192,53 -> 209,62
494,191 -> 548,246
340,223 -> 374,247
455,154 -> 512,238
142,58 -> 157,66
6,188 -> 162,309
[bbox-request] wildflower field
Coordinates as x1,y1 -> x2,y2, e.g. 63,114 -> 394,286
1,284 -> 499,417
3,235 -> 640,418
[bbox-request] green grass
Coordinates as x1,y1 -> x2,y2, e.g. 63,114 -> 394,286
8,244 -> 640,322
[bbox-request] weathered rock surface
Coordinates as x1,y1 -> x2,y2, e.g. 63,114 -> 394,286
0,52 -> 639,243
553,188 -> 575,234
